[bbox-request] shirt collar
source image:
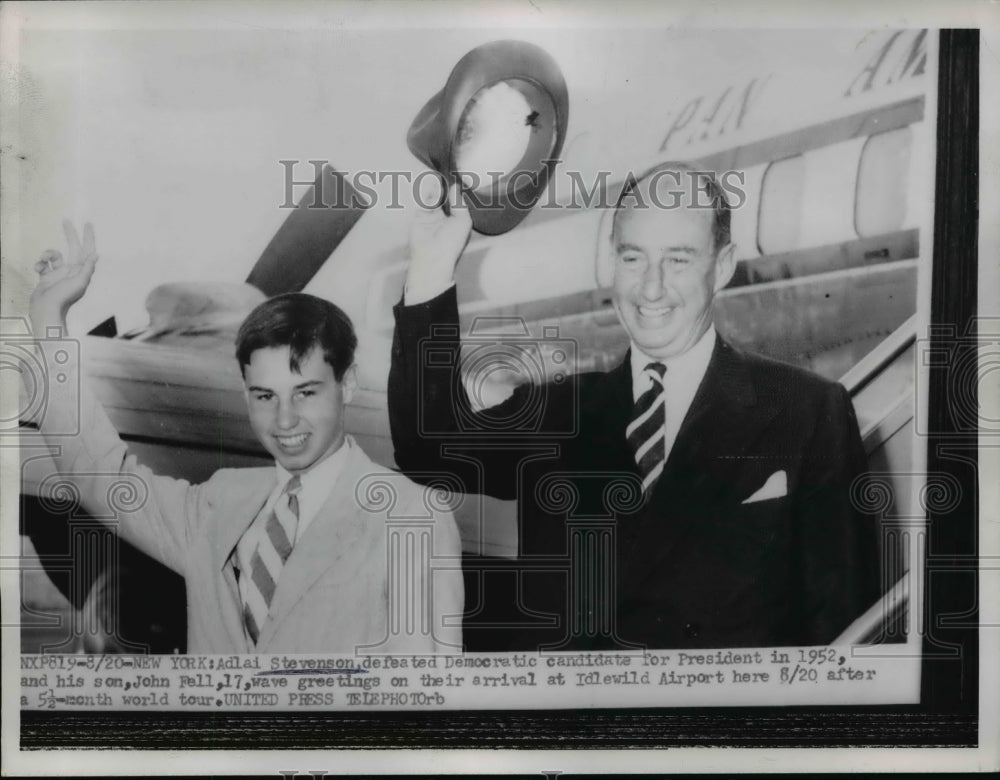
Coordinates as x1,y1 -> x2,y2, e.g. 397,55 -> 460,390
629,325 -> 717,400
274,435 -> 352,496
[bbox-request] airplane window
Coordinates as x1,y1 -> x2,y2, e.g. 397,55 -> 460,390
855,127 -> 912,237
756,155 -> 805,255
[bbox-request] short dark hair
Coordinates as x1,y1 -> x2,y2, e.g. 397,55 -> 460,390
613,160 -> 732,252
235,293 -> 357,380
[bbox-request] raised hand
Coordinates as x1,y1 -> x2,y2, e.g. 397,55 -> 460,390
406,178 -> 473,305
29,220 -> 99,330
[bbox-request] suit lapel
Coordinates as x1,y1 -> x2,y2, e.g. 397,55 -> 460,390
256,443 -> 373,648
576,355 -> 634,470
622,338 -> 781,585
209,469 -> 274,650
212,470 -> 276,571
664,336 -> 759,485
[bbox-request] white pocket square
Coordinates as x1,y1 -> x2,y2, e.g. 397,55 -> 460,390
742,470 -> 787,504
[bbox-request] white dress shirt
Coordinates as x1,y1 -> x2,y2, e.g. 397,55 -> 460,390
629,326 -> 717,463
235,436 -> 352,582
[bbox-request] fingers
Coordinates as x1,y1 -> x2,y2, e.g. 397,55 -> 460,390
82,222 -> 97,259
61,219 -> 97,263
35,249 -> 63,276
417,173 -> 445,208
80,251 -> 99,281
443,184 -> 472,239
447,183 -> 469,215
35,220 -> 99,280
63,219 -> 82,262
415,176 -> 471,217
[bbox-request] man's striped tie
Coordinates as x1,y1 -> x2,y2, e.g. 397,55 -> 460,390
241,476 -> 301,644
626,362 -> 667,494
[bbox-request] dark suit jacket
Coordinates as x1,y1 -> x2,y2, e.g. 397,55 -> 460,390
389,287 -> 879,651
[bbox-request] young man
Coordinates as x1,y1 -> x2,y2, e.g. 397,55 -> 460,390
28,223 -> 462,654
389,165 -> 879,651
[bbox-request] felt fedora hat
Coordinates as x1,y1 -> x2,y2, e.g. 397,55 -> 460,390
407,40 -> 569,235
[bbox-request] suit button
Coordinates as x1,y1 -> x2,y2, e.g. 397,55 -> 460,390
684,622 -> 701,638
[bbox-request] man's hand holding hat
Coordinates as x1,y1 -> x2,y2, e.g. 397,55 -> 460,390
405,179 -> 472,305
406,40 -> 568,237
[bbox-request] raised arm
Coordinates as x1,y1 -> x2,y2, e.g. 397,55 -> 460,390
388,183 -> 569,500
27,223 -> 199,575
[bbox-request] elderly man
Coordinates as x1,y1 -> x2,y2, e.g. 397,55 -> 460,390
389,163 -> 879,651
28,223 -> 462,654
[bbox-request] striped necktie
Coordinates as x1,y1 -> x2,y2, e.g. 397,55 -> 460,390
626,362 -> 667,494
241,475 -> 301,645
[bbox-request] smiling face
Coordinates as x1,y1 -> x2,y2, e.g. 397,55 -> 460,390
611,186 -> 735,361
243,345 -> 356,474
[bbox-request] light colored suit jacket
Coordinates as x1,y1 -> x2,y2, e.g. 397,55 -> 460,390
39,375 -> 463,654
